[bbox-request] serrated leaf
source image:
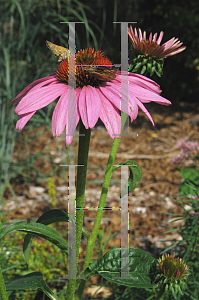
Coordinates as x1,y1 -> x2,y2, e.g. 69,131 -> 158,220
0,221 -> 68,252
6,272 -> 60,300
86,248 -> 157,288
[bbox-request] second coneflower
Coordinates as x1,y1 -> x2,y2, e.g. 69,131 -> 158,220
128,26 -> 186,59
128,26 -> 186,76
11,46 -> 171,147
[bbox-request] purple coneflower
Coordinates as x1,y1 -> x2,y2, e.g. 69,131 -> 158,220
128,26 -> 186,59
11,48 -> 171,147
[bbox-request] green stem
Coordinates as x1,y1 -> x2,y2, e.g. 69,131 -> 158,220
66,119 -> 91,300
0,264 -> 8,300
76,112 -> 128,299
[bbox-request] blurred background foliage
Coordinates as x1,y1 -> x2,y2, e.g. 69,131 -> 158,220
1,0 -> 198,101
0,0 -> 198,196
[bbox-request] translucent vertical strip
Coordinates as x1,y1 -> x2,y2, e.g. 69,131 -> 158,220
121,165 -> 129,278
67,22 -> 76,138
121,22 -> 129,136
68,165 -> 76,279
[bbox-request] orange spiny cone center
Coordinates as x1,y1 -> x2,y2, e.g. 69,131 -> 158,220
56,48 -> 113,88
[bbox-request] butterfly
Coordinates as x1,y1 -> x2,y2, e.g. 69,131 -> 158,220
46,40 -> 70,62
46,40 -> 118,82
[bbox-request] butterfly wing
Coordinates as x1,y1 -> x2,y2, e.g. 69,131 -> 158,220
83,66 -> 118,81
46,40 -> 70,62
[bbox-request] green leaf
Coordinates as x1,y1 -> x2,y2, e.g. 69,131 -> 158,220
147,62 -> 152,72
85,248 -> 157,288
6,272 -> 61,300
36,209 -> 69,224
178,167 -> 199,196
141,65 -> 146,75
113,160 -> 142,197
0,221 -> 68,252
142,58 -> 148,64
23,209 -> 69,264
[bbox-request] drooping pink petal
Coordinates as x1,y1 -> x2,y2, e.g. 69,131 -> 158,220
52,86 -> 80,138
101,82 -> 134,120
15,83 -> 67,114
52,90 -> 69,136
67,86 -> 79,141
99,93 -> 121,138
128,84 -> 171,105
78,86 -> 101,129
16,111 -> 36,130
136,99 -> 155,126
116,72 -> 162,94
11,74 -> 57,105
127,94 -> 139,122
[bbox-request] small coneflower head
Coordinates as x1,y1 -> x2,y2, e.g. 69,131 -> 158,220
128,26 -> 186,77
158,252 -> 189,280
154,252 -> 189,298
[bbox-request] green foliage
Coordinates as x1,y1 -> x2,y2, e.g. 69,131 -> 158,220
178,167 -> 199,197
0,221 -> 68,253
6,272 -> 61,300
161,166 -> 199,299
24,209 -> 69,264
112,160 -> 142,197
0,232 -> 67,299
81,248 -> 158,288
129,53 -> 164,77
48,177 -> 57,206
94,226 -> 118,258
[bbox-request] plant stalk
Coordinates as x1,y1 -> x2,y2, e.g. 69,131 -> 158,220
76,112 -> 128,299
66,119 -> 91,299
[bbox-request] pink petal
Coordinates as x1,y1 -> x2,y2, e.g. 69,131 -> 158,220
99,84 -> 121,110
102,82 -> 135,120
16,111 -> 36,130
52,87 -> 80,140
136,99 -> 155,126
15,83 -> 67,114
128,94 -> 139,121
78,86 -> 101,129
156,31 -> 164,45
67,86 -> 79,139
52,90 -> 69,136
128,84 -> 171,105
99,95 -> 121,138
153,33 -> 157,43
116,72 -> 162,94
138,28 -> 143,40
11,74 -> 57,105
